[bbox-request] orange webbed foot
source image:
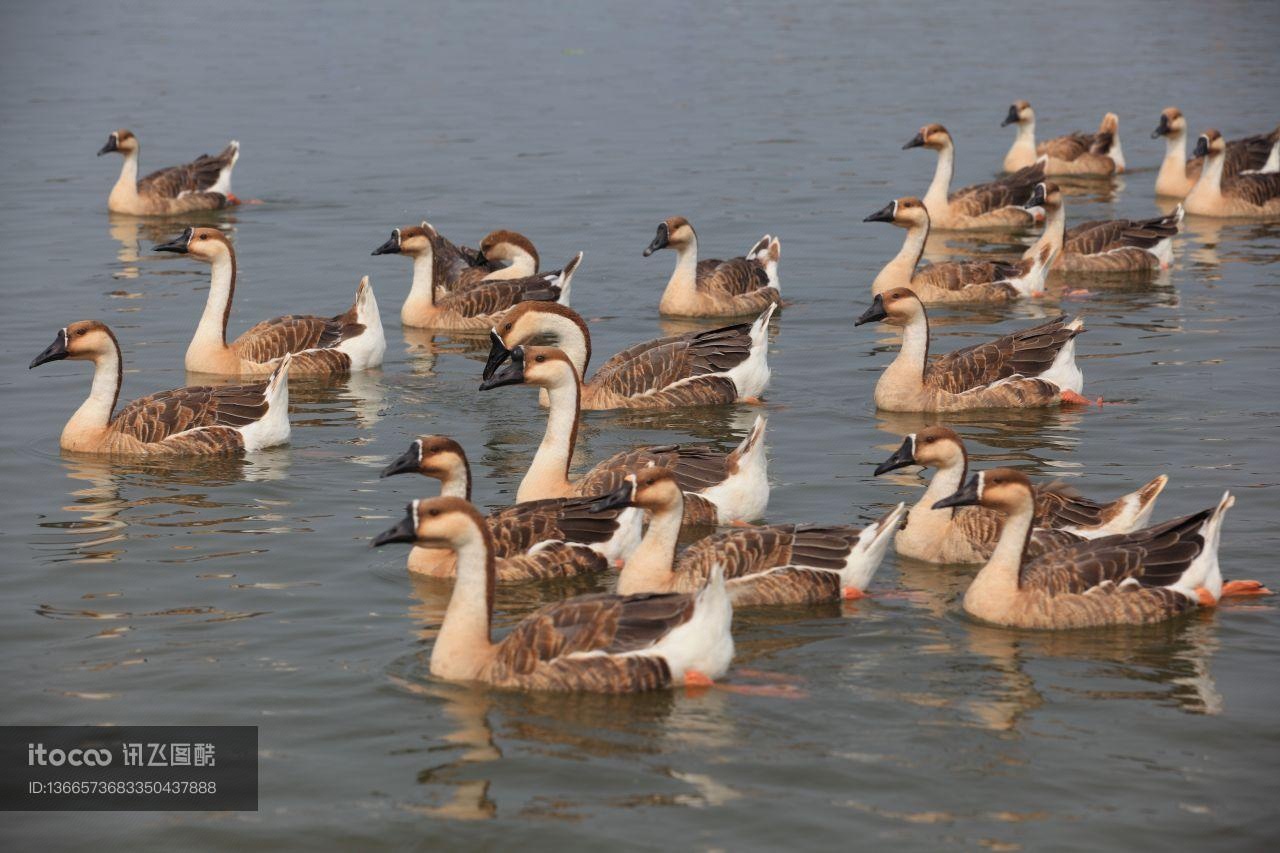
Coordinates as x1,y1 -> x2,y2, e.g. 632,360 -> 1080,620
740,396 -> 765,406
225,193 -> 242,206
683,670 -> 715,688
1060,389 -> 1104,407
1221,579 -> 1272,599
1065,288 -> 1091,299
1195,587 -> 1217,607
729,519 -> 758,528
842,586 -> 868,601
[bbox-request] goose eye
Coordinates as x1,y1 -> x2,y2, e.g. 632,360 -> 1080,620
199,234 -> 209,241
535,355 -> 546,363
428,509 -> 440,517
76,329 -> 87,336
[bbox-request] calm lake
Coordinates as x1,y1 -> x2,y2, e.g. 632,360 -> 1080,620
2,0 -> 1278,849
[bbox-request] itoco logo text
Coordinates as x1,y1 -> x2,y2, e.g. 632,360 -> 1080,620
27,743 -> 113,767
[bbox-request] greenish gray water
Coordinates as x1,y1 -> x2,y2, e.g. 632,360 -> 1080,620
1,1 -> 1278,849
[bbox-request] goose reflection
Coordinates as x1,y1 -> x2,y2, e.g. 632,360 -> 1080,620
401,327 -> 495,377
108,213 -> 236,279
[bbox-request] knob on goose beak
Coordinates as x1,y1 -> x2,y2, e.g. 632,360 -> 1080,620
642,223 -> 669,257
932,474 -> 982,510
1024,183 -> 1046,209
854,293 -> 888,326
380,443 -> 422,478
97,134 -> 118,156
1151,114 -> 1170,139
482,330 -> 513,381
863,201 -> 897,223
371,231 -> 400,256
1000,105 -> 1020,127
372,505 -> 418,547
29,329 -> 70,369
874,436 -> 917,476
153,227 -> 194,254
902,132 -> 925,150
478,346 -> 526,391
1192,136 -> 1210,158
590,478 -> 636,514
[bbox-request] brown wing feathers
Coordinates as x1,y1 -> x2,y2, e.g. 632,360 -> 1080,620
110,381 -> 267,444
926,317 -> 1078,394
137,142 -> 237,200
950,163 -> 1044,215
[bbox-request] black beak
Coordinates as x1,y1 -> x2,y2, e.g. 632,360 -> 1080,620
473,249 -> 487,265
153,227 -> 193,254
371,232 -> 400,256
863,201 -> 897,224
590,481 -> 635,514
29,329 -> 69,369
854,293 -> 887,326
380,444 -> 422,478
97,135 -> 117,156
481,330 -> 513,381
372,507 -> 418,547
902,132 -> 925,150
932,474 -> 981,510
1024,184 -> 1046,209
1000,105 -> 1020,127
1192,136 -> 1209,158
874,437 -> 917,476
478,346 -> 525,391
1151,115 -> 1170,139
642,223 -> 669,257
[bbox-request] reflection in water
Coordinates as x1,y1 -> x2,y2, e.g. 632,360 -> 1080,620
400,327 -> 495,377
107,213 -> 238,280
1180,216 -> 1280,269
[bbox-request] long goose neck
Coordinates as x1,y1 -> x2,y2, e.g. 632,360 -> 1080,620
405,249 -> 437,314
617,495 -> 684,595
924,144 -> 954,208
112,150 -> 140,200
430,524 -> 496,681
517,373 -> 580,502
893,311 -> 931,385
1162,129 -> 1187,168
542,314 -> 590,377
68,343 -> 123,435
920,456 -> 968,516
192,252 -> 236,353
896,220 -> 928,273
976,497 -> 1034,592
1015,119 -> 1036,150
1026,201 -> 1065,261
438,461 -> 472,501
668,234 -> 700,296
1199,149 -> 1226,195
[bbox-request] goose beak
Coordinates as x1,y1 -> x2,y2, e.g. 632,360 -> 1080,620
97,135 -> 117,156
482,330 -> 512,381
380,445 -> 421,478
932,474 -> 981,510
1000,105 -> 1020,127
1192,136 -> 1209,158
371,233 -> 400,256
1023,184 -> 1046,209
372,509 -> 418,547
863,201 -> 897,223
590,480 -> 635,514
642,224 -> 669,257
902,132 -> 925,150
30,329 -> 69,369
854,293 -> 887,326
478,346 -> 525,391
153,228 -> 193,254
473,249 -> 487,265
1151,115 -> 1170,139
874,436 -> 917,476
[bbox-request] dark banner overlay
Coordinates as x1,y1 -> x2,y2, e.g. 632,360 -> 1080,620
1,726 -> 257,811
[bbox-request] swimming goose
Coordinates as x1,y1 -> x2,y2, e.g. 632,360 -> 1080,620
904,124 -> 1044,229
433,229 -> 542,293
479,346 -> 769,525
30,321 -> 290,455
372,496 -> 734,691
933,468 -> 1240,628
483,301 -> 773,409
1025,182 -> 1180,273
1184,130 -> 1280,219
1152,108 -> 1280,198
592,466 -> 905,605
371,222 -> 579,330
155,227 -> 386,376
854,288 -> 1088,412
874,426 -> 1168,564
1002,105 -> 1124,176
864,197 -> 1048,301
98,129 -> 240,215
642,217 -> 781,318
380,435 -> 641,580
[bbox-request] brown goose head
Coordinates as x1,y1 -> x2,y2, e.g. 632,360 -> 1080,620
591,466 -> 682,514
478,345 -> 577,393
154,226 -> 233,263
381,435 -> 469,481
372,222 -> 436,257
477,230 -> 539,268
864,197 -> 928,229
1002,100 -> 1033,128
372,497 -> 486,549
1024,181 -> 1062,211
1153,107 -> 1185,139
98,129 -> 137,157
30,320 -> 118,368
483,302 -> 590,381
1192,128 -> 1225,159
903,123 -> 950,151
932,468 -> 1033,513
854,287 -> 923,327
874,426 -> 965,476
643,216 -> 695,256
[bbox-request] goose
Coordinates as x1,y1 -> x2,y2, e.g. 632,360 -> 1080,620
380,435 -> 641,580
864,197 -> 1049,301
854,288 -> 1090,412
1024,182 -> 1180,273
1001,105 -> 1124,176
932,468 -> 1264,628
483,301 -> 774,409
479,345 -> 770,525
372,496 -> 734,691
591,466 -> 905,605
642,217 -> 781,318
30,321 -> 290,455
1183,130 -> 1280,219
372,224 -> 545,296
1152,108 -> 1280,198
98,129 -> 240,215
371,222 -> 579,330
874,426 -> 1168,564
155,227 -> 386,375
904,124 -> 1044,229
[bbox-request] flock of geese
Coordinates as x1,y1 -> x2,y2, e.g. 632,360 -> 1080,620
30,107 -> 1277,693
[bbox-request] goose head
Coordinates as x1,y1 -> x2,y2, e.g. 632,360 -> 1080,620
903,123 -> 951,151
1153,107 -> 1185,140
643,216 -> 695,256
372,497 -> 487,549
854,287 -> 923,327
30,320 -> 119,368
1024,181 -> 1062,212
874,426 -> 966,476
863,197 -> 928,229
591,466 -> 682,515
1098,112 -> 1120,136
483,302 -> 591,381
154,226 -> 233,263
1001,100 -> 1034,128
381,435 -> 469,481
97,129 -> 137,157
932,468 -> 1033,513
478,345 -> 578,393
476,230 -> 539,269
1192,129 -> 1225,160
372,222 -> 437,257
